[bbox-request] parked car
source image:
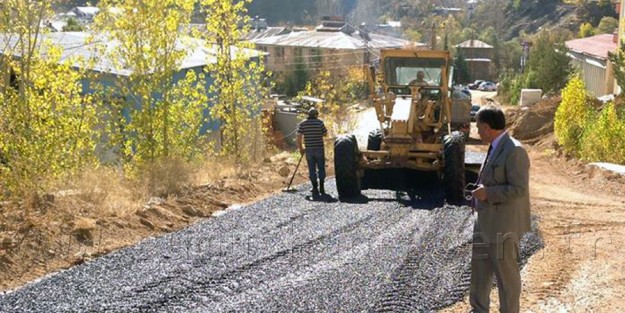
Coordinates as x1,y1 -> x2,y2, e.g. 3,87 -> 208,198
467,80 -> 484,90
478,81 -> 497,91
470,104 -> 481,121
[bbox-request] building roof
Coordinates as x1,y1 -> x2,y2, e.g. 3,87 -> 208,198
455,39 -> 493,49
242,27 -> 292,41
565,34 -> 616,60
252,30 -> 415,50
72,6 -> 100,18
465,58 -> 492,62
1,32 -> 265,77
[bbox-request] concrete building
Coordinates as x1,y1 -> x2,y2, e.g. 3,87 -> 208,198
455,39 -> 494,81
251,17 -> 415,75
566,34 -> 617,97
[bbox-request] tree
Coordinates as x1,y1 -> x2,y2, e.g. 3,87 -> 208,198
526,31 -> 573,93
576,0 -> 618,27
297,70 -> 354,137
0,0 -> 98,198
596,16 -> 618,34
479,26 -> 501,76
554,75 -> 590,155
200,0 -> 270,163
62,17 -> 83,31
316,0 -> 344,17
608,43 -> 625,93
282,54 -> 310,97
454,49 -> 471,84
92,0 -> 210,174
579,22 -> 596,38
580,102 -> 625,164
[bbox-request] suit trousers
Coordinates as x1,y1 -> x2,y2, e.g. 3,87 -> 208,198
470,232 -> 521,313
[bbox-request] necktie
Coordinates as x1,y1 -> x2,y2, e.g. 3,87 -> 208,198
477,144 -> 493,184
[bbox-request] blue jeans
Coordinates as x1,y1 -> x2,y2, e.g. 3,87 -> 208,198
306,148 -> 326,182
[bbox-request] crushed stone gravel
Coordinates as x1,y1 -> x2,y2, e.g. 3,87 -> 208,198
0,180 -> 542,312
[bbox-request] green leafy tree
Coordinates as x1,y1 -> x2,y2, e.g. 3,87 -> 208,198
479,26 -> 501,76
608,43 -> 625,92
282,54 -> 309,97
526,31 -> 573,93
62,17 -> 83,31
499,40 -> 523,73
554,75 -> 591,154
0,0 -> 98,198
453,49 -> 471,84
93,0 -> 210,173
576,0 -> 618,27
200,0 -> 270,163
596,16 -> 618,34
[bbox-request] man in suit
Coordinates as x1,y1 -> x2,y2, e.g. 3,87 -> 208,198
470,105 -> 531,313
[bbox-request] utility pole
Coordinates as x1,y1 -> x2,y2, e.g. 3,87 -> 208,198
430,23 -> 437,50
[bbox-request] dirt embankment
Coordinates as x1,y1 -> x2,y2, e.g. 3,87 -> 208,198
0,152 -> 321,291
506,96 -> 560,145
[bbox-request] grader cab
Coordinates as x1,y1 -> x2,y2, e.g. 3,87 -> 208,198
334,49 -> 470,204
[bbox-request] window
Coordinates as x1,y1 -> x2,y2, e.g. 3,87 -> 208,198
275,47 -> 285,59
294,47 -> 303,57
309,48 -> 321,64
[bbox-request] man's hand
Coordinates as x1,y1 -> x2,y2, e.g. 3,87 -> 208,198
299,147 -> 305,155
472,185 -> 488,201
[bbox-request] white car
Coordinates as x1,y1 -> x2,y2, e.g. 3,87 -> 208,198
478,81 -> 497,91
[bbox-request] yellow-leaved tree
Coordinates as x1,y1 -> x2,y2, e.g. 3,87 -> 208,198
92,0 -> 210,179
0,0 -> 98,199
297,68 -> 362,138
200,0 -> 270,163
554,75 -> 591,155
580,103 -> 625,164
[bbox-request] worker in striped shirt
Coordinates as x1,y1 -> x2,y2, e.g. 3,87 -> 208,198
297,107 -> 328,197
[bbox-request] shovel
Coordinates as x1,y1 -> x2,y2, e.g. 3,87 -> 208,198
282,153 -> 304,192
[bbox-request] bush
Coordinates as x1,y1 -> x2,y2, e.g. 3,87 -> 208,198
579,103 -> 625,164
554,76 -> 591,155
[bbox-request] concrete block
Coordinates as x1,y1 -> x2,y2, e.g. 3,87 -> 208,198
520,89 -> 542,107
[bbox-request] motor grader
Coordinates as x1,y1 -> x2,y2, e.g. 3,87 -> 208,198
333,49 -> 471,204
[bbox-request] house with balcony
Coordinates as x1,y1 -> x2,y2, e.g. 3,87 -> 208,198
455,39 -> 494,81
251,17 -> 416,76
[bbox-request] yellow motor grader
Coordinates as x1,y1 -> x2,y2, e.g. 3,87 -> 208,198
334,49 -> 472,204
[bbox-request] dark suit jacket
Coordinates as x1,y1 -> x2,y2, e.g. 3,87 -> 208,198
475,133 -> 531,244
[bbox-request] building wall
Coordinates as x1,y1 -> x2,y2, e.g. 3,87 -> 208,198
460,47 -> 493,60
466,61 -> 493,81
569,51 -> 611,97
259,45 -> 365,74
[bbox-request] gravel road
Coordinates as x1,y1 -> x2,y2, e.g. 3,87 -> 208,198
0,181 -> 542,312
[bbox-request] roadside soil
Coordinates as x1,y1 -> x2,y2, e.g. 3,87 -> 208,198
443,94 -> 625,311
0,152 -> 326,292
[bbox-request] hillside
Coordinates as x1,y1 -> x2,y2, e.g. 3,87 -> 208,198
57,0 -> 581,39
502,1 -> 578,40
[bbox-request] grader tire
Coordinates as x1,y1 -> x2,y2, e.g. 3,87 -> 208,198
443,131 -> 466,205
334,135 -> 361,198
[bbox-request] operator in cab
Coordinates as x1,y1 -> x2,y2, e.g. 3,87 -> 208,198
408,71 -> 428,86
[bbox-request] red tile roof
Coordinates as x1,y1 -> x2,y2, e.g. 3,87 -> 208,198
565,34 -> 617,60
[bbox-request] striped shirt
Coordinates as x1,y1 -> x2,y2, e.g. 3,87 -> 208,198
297,118 -> 327,150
